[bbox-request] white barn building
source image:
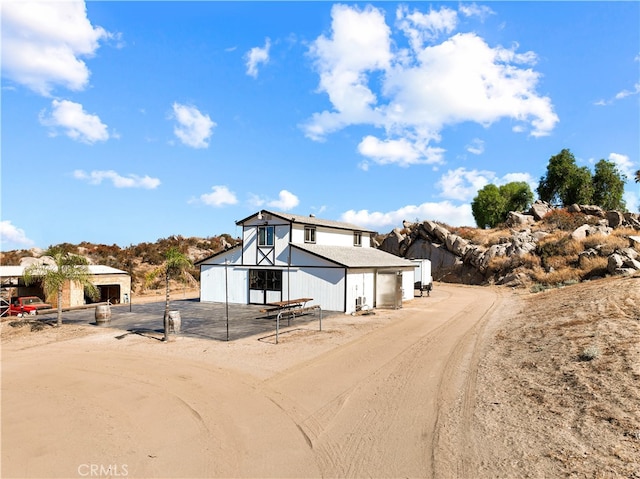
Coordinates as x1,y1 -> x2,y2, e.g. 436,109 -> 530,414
196,210 -> 416,314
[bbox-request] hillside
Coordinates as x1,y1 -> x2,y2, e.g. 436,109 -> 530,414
0,235 -> 239,294
377,202 -> 640,290
2,204 -> 639,294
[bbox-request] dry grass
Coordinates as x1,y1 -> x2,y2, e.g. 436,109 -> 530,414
531,266 -> 582,285
474,274 -> 640,478
578,256 -> 609,279
581,233 -> 631,255
487,253 -> 541,275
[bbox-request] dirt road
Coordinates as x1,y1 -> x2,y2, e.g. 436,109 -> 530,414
2,284 -> 506,478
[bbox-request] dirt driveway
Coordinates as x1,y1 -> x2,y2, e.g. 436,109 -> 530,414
2,284 -> 510,478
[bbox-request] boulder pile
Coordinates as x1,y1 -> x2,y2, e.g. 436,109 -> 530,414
377,201 -> 640,286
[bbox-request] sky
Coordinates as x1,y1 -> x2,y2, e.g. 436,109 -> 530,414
1,1 -> 639,251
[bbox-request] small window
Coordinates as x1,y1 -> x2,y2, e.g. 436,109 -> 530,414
258,225 -> 274,247
354,231 -> 362,247
304,226 -> 316,243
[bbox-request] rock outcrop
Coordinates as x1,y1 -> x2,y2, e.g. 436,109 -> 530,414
377,205 -> 640,287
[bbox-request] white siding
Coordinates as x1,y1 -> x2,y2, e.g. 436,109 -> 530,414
241,220 -> 291,266
401,270 -> 415,302
291,224 -> 372,248
283,267 -> 345,312
346,270 -> 375,313
200,265 -> 248,303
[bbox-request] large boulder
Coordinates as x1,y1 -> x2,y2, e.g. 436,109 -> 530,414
567,204 -> 581,213
506,211 -> 535,227
530,201 -> 552,221
607,249 -> 640,275
624,213 -> 640,230
606,210 -> 625,228
580,205 -> 605,217
378,228 -> 405,256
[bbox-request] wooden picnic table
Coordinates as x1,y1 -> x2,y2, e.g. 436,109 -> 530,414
267,298 -> 313,309
261,298 -> 314,317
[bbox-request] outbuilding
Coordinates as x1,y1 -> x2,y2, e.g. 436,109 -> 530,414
0,263 -> 131,314
196,210 -> 416,314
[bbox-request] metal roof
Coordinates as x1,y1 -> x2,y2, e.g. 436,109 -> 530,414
0,265 -> 128,277
236,210 -> 377,233
292,244 -> 415,269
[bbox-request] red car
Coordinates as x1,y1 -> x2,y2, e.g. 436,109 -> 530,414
9,296 -> 53,316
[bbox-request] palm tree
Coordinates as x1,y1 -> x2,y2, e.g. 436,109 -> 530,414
635,169 -> 640,183
162,247 -> 193,341
23,247 -> 98,327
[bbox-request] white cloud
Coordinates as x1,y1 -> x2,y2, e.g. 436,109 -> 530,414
458,3 -> 496,21
437,167 -> 495,201
466,138 -> 484,155
436,167 -> 536,202
245,38 -> 271,78
303,4 -> 392,140
357,135 -> 445,167
341,201 -> 475,230
607,152 -> 636,180
39,99 -> 109,144
304,4 -> 558,166
396,5 -> 458,50
614,82 -> 640,100
595,82 -> 640,106
171,103 -> 216,149
1,0 -> 110,96
248,190 -> 300,210
0,220 -> 35,248
267,190 -> 300,210
625,191 -> 639,214
73,170 -> 160,189
198,185 -> 238,207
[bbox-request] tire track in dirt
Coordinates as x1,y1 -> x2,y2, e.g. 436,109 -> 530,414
431,287 -> 514,478
262,284 -> 502,478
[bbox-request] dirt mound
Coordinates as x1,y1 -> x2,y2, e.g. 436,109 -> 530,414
467,274 -> 640,477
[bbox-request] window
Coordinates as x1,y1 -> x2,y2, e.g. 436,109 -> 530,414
304,226 -> 316,243
258,225 -> 274,246
353,231 -> 362,246
249,269 -> 282,291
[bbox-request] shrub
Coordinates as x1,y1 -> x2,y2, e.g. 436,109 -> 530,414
540,209 -> 600,231
579,346 -> 600,361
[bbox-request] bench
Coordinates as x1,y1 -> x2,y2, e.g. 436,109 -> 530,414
260,298 -> 314,318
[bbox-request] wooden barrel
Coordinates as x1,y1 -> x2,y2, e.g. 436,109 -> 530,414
95,304 -> 112,325
168,310 -> 181,334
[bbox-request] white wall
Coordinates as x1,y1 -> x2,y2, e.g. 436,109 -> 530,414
284,267 -> 346,312
291,224 -> 372,248
241,221 -> 291,266
200,264 -> 248,303
346,270 -> 375,313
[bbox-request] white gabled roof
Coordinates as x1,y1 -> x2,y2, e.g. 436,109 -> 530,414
236,210 -> 377,233
293,244 -> 415,269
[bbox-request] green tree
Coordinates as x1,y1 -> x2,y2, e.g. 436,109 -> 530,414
500,181 -> 535,212
472,184 -> 505,229
592,159 -> 627,210
472,181 -> 534,228
162,247 -> 193,342
564,165 -> 594,206
23,247 -> 98,327
537,149 -> 594,206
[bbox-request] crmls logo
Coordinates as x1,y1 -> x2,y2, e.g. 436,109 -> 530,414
77,464 -> 128,477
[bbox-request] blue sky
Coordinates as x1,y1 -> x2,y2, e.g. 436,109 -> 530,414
2,1 -> 639,250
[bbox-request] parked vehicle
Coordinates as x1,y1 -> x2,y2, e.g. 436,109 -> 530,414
9,296 -> 53,316
410,259 -> 433,297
